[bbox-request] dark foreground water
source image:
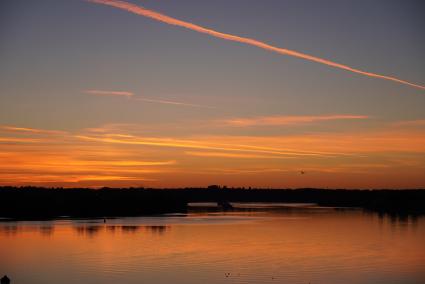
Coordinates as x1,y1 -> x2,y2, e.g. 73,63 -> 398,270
1,203 -> 424,284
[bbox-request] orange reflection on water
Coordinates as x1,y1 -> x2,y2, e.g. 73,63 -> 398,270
1,208 -> 425,284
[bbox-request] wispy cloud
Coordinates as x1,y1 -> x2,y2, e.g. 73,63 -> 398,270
1,123 -> 425,188
223,114 -> 369,127
0,137 -> 43,143
185,151 -> 294,159
84,89 -> 134,97
85,89 -> 214,108
0,140 -> 176,186
134,97 -> 215,109
0,125 -> 66,135
54,160 -> 177,167
392,119 -> 425,127
208,168 -> 291,175
75,134 -> 347,158
83,123 -> 142,134
88,0 -> 425,90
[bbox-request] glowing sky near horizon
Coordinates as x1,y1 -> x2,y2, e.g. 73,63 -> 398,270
0,0 -> 424,188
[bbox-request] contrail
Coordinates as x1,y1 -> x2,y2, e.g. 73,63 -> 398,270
85,89 -> 213,108
84,89 -> 134,97
134,97 -> 215,109
88,0 -> 425,91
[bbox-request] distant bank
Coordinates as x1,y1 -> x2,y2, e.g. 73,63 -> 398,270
1,186 -> 424,219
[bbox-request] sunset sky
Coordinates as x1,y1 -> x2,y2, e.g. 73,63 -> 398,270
1,0 -> 424,188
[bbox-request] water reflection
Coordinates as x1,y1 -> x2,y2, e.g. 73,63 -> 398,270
383,212 -> 420,227
39,226 -> 54,236
70,225 -> 171,237
121,225 -> 140,233
0,224 -> 56,236
145,225 -> 169,234
0,206 -> 424,238
74,225 -> 102,237
1,205 -> 425,284
0,225 -> 18,236
361,210 -> 421,231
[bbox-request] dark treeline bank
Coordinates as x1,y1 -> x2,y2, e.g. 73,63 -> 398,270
1,186 -> 424,219
0,187 -> 187,219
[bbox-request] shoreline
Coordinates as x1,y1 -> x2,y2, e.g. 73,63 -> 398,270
1,187 -> 424,219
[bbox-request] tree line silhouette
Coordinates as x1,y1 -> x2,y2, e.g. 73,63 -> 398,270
0,186 -> 424,219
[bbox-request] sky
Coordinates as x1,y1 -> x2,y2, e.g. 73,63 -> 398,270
0,0 -> 424,188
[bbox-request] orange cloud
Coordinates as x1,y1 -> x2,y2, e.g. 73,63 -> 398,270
223,115 -> 369,127
0,137 -> 44,143
185,151 -> 295,159
0,147 -> 175,186
207,168 -> 291,174
88,0 -> 425,90
193,131 -> 425,154
0,173 -> 157,184
1,123 -> 424,188
75,135 -> 333,157
0,125 -> 66,135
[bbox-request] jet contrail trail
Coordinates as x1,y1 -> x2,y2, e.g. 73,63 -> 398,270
84,89 -> 213,108
134,97 -> 215,109
88,0 -> 424,91
84,89 -> 134,97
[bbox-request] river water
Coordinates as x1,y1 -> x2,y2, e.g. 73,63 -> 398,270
1,203 -> 424,284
